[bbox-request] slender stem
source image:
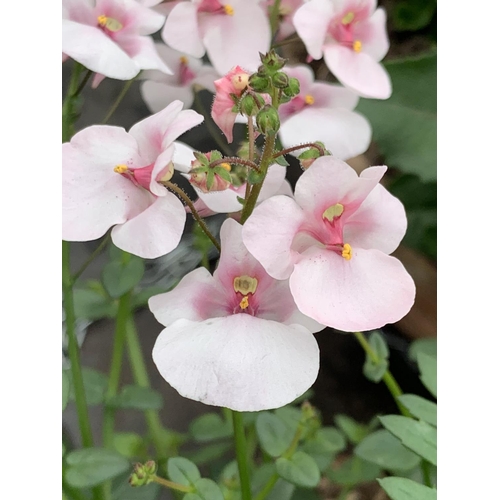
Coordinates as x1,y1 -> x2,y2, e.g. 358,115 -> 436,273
210,157 -> 260,172
246,117 -> 255,199
72,233 -> 111,283
273,142 -> 326,158
269,0 -> 282,38
232,411 -> 252,500
164,181 -> 221,252
353,331 -> 410,417
272,36 -> 302,49
102,78 -> 135,124
62,62 -> 84,142
193,89 -> 233,156
73,69 -> 93,99
63,241 -> 94,449
151,475 -> 193,493
102,290 -> 132,448
125,318 -> 167,458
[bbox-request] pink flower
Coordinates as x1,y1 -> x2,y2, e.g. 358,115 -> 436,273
62,101 -> 204,258
140,43 -> 219,111
242,157 -> 415,332
293,0 -> 391,99
150,218 -> 323,411
211,66 -> 251,143
62,0 -> 172,80
161,0 -> 271,75
279,65 -> 371,160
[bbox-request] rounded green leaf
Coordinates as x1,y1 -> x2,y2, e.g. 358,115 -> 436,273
326,456 -> 381,487
301,427 -> 347,472
167,457 -> 201,487
112,432 -> 146,459
334,415 -> 370,444
355,430 -> 420,472
256,412 -> 295,457
102,257 -> 145,299
65,448 -> 130,488
378,477 -> 437,500
409,338 -> 437,362
108,385 -> 163,411
192,478 -> 224,500
398,395 -> 437,426
417,353 -> 437,398
379,416 -> 437,465
276,451 -> 320,488
189,413 -> 233,442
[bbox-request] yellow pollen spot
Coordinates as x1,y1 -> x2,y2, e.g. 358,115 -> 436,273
353,40 -> 362,53
97,15 -> 123,31
304,94 -> 315,105
239,296 -> 249,310
224,4 -> 234,15
220,162 -> 231,171
114,164 -> 129,174
234,275 -> 258,295
179,56 -> 189,65
342,243 -> 352,261
322,203 -> 344,222
342,11 -> 355,25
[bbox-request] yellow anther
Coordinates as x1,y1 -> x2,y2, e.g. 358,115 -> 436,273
239,296 -> 249,310
159,162 -> 174,182
231,73 -> 249,91
304,94 -> 315,105
179,56 -> 189,65
342,11 -> 355,25
97,15 -> 123,31
219,162 -> 231,171
224,4 -> 234,15
234,276 -> 258,295
322,203 -> 344,222
342,243 -> 352,261
114,164 -> 129,174
353,40 -> 362,53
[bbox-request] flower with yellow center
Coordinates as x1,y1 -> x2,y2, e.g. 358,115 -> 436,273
97,15 -> 123,32
304,94 -> 315,105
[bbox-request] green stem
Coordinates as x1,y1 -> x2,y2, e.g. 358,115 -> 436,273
73,69 -> 93,99
62,62 -> 84,142
102,290 -> 132,448
246,116 -> 255,199
125,318 -> 167,458
273,142 -> 326,159
269,0 -> 282,38
72,233 -> 111,283
231,411 -> 252,500
353,331 -> 410,417
102,78 -> 135,124
151,475 -> 193,493
193,89 -> 233,156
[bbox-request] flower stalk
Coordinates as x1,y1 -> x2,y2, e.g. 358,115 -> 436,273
231,411 -> 252,500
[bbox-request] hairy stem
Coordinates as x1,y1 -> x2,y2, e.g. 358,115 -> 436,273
273,142 -> 326,159
210,157 -> 260,172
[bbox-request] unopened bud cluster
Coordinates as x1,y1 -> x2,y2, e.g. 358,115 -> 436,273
189,150 -> 233,193
129,461 -> 157,487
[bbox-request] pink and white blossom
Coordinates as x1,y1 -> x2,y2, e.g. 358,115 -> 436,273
62,0 -> 172,80
161,0 -> 271,75
279,65 -> 371,160
293,0 -> 391,99
150,218 -> 323,411
141,44 -> 219,111
242,157 -> 415,332
62,101 -> 203,259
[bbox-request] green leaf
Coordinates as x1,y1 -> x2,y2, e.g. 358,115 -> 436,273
62,370 -> 70,411
168,457 -> 201,487
417,353 -> 437,398
398,395 -> 437,426
274,155 -> 290,167
301,427 -> 346,472
275,407 -> 302,431
392,0 -> 436,32
112,432 -> 146,459
102,257 -> 145,299
214,166 -> 233,183
256,412 -> 295,457
209,150 -> 223,162
363,332 -> 390,382
252,464 -> 295,500
354,430 -> 421,472
276,451 -> 321,488
108,385 -> 163,411
186,442 -> 232,467
112,473 -> 160,500
189,413 -> 233,442
356,53 -> 437,180
65,448 -> 130,488
408,338 -> 437,362
334,414 -> 370,444
73,285 -> 117,320
327,456 -> 381,487
379,415 -> 437,465
378,477 -> 437,500
190,478 -> 224,500
290,490 -> 321,500
69,368 -> 108,406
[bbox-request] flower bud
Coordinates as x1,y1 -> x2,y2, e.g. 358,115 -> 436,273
240,93 -> 265,117
248,74 -> 271,93
259,50 -> 287,73
256,105 -> 280,135
272,72 -> 289,89
284,77 -> 300,97
190,166 -> 232,193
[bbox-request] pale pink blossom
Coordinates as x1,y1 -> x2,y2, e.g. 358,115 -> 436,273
141,44 -> 219,111
62,0 -> 172,80
242,157 -> 415,332
150,218 -> 323,411
161,0 -> 271,75
279,65 -> 371,160
62,101 -> 203,259
293,0 -> 391,99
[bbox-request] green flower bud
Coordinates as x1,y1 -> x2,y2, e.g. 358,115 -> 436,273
143,461 -> 157,476
272,71 -> 289,89
256,105 -> 280,135
287,77 -> 301,96
248,74 -> 271,93
239,93 -> 265,116
259,50 -> 287,73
